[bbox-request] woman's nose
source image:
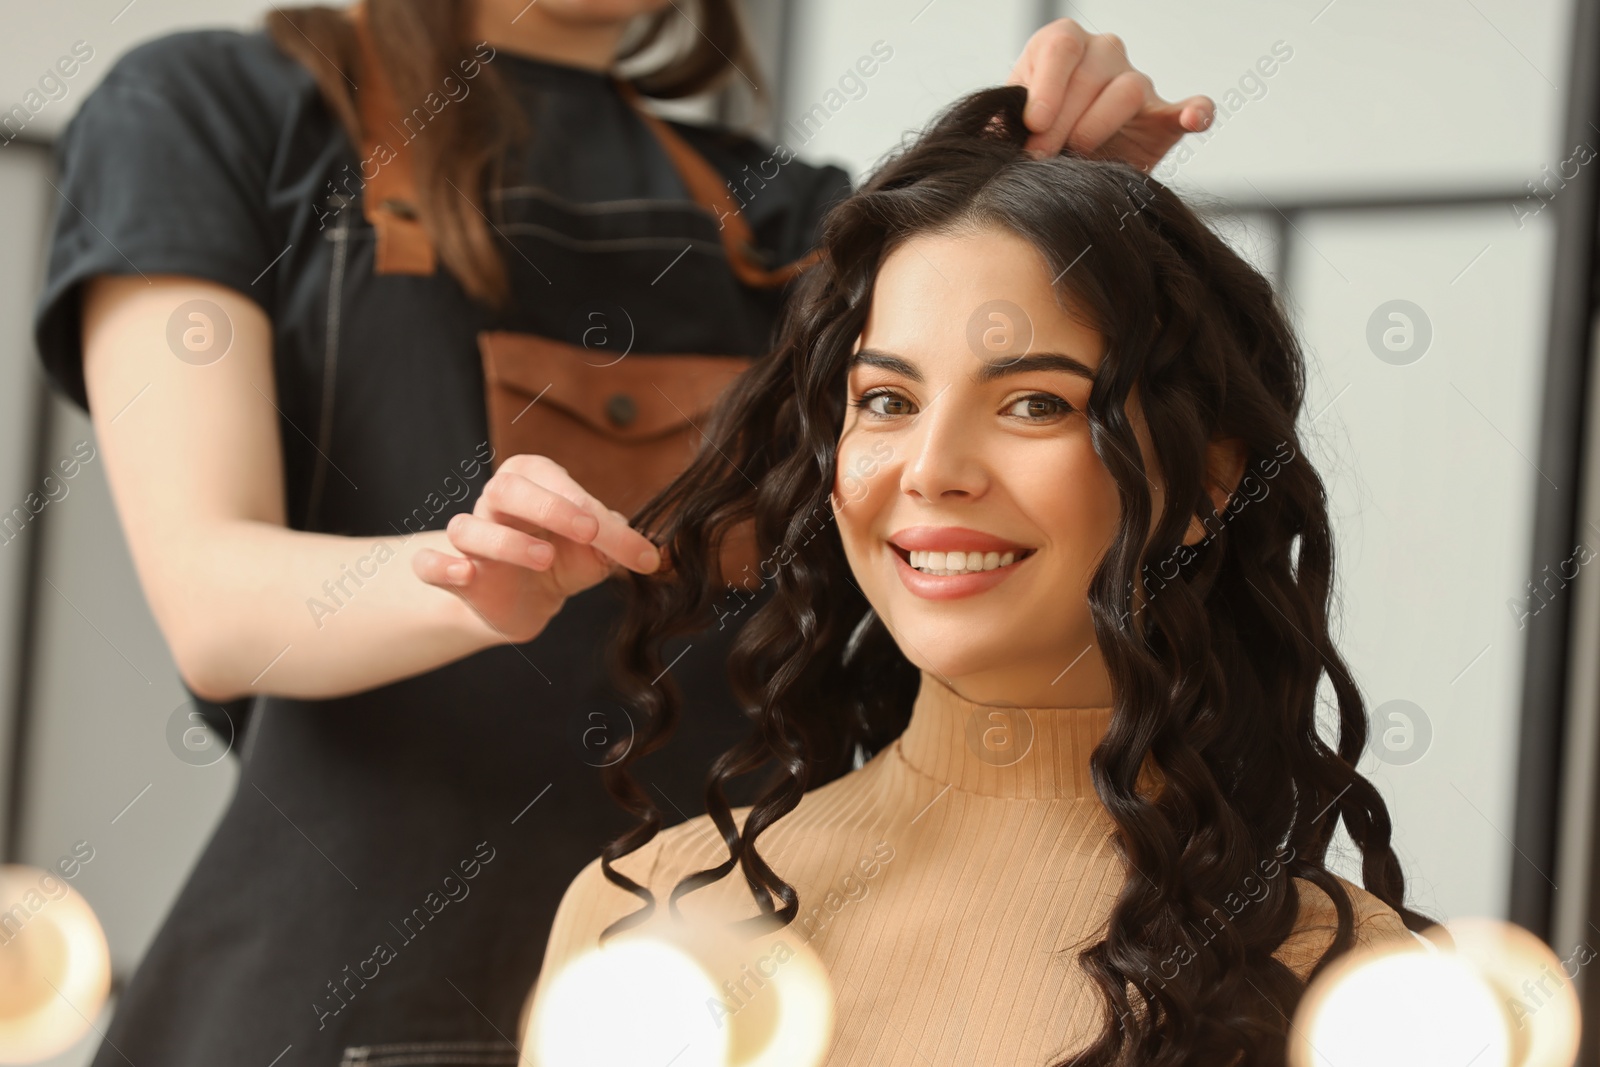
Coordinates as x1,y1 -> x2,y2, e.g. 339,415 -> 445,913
897,405 -> 990,502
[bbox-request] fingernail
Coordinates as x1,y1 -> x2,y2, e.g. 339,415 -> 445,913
448,561 -> 470,583
574,514 -> 599,540
637,546 -> 660,571
530,543 -> 552,565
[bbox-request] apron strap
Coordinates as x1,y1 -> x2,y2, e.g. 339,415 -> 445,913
611,80 -> 818,289
352,1 -> 438,276
348,2 -> 815,290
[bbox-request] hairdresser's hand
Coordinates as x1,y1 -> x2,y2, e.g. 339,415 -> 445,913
412,455 -> 663,644
1008,19 -> 1214,169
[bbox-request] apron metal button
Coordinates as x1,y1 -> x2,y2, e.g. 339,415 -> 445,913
605,393 -> 637,427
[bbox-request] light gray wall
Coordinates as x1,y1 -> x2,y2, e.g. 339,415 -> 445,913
1291,206 -> 1555,921
785,0 -> 1568,197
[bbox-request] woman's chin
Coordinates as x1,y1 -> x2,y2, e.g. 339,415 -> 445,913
886,636 -> 1016,686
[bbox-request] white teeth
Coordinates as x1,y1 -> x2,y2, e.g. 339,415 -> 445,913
906,548 -> 1023,575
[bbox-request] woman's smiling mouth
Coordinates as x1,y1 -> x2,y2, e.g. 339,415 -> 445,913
886,526 -> 1037,599
899,547 -> 1034,575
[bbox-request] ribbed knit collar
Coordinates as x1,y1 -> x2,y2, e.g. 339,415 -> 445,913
893,670 -> 1115,800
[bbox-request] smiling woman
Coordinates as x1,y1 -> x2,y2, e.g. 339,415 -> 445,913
523,84 -> 1436,1067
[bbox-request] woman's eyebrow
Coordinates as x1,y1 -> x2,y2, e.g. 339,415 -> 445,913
849,347 -> 1097,383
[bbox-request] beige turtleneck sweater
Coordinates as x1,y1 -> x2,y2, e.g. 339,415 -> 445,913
528,670 -> 1419,1065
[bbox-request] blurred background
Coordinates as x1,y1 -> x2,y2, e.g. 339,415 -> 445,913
0,0 -> 1596,1062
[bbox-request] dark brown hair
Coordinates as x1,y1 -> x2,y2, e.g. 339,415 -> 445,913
267,0 -> 761,304
598,84 -> 1436,1065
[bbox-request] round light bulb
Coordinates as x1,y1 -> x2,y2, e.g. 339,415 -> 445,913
1290,943 -> 1513,1067
527,917 -> 834,1067
1445,918 -> 1581,1067
721,928 -> 831,1067
0,864 -> 111,1063
531,935 -> 730,1067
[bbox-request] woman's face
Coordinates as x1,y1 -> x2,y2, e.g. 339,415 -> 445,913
832,226 -> 1135,709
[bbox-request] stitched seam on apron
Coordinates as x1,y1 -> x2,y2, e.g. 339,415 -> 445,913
490,184 -> 704,215
306,207 -> 352,530
492,223 -> 724,256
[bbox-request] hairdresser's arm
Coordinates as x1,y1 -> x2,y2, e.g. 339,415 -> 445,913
1009,18 -> 1214,167
83,275 -> 660,703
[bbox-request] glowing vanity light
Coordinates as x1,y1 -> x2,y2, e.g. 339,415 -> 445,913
1447,918 -> 1581,1067
532,937 -> 729,1067
0,865 -> 111,1063
1291,948 -> 1512,1067
728,932 -> 832,1067
1289,918 -> 1581,1067
526,918 -> 834,1067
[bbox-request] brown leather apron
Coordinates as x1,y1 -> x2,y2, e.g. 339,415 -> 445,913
351,6 -> 812,579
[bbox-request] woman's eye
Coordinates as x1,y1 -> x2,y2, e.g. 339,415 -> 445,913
852,388 -> 1073,422
1006,393 -> 1073,420
854,388 -> 914,418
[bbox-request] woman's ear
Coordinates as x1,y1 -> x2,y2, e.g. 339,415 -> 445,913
1182,436 -> 1248,546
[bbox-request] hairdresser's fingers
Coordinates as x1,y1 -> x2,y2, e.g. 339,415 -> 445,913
1094,93 -> 1217,171
1028,33 -> 1136,158
1064,69 -> 1151,155
474,465 -> 598,545
480,458 -> 662,574
1173,95 -> 1217,133
411,540 -> 581,644
413,544 -> 477,589
444,511 -> 557,570
1007,18 -> 1091,136
441,511 -> 639,606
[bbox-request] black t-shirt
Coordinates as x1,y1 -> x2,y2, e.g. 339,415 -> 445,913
34,27 -> 850,1067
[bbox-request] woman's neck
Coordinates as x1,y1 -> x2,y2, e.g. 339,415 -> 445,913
468,0 -> 632,71
896,669 -> 1114,800
938,651 -> 1115,710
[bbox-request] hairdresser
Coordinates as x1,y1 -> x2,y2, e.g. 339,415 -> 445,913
32,2 -> 1212,1063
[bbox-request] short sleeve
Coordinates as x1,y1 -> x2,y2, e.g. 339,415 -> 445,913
1274,875 -> 1422,981
32,31 -> 288,411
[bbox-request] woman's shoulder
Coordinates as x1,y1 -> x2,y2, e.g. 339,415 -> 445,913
62,28 -> 325,178
35,28 -> 332,411
1274,874 -> 1421,980
583,814 -> 732,888
91,27 -> 314,114
549,815 -> 736,926
537,816 -> 733,990
541,764 -> 893,965
543,793 -> 842,942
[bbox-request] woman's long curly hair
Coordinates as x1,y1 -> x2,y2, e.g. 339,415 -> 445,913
597,84 -> 1434,1065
